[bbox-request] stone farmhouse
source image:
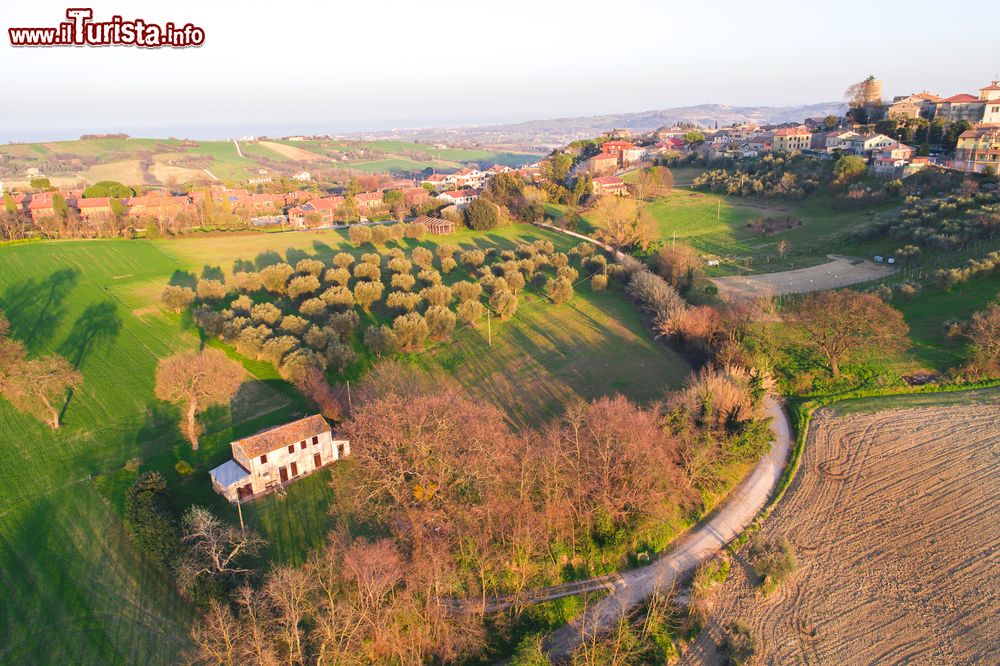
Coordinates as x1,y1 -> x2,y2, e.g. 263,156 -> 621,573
209,414 -> 349,503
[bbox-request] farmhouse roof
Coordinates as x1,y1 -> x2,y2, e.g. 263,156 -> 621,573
939,93 -> 981,104
355,191 -> 383,203
441,188 -> 478,198
77,197 -> 112,208
234,414 -> 331,458
209,459 -> 251,488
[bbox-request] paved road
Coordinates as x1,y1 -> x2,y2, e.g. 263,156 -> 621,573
541,397 -> 792,657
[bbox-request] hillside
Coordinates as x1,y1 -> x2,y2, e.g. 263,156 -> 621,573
0,137 -> 541,189
359,102 -> 848,148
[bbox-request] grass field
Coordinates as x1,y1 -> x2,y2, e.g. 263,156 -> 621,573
0,224 -> 688,662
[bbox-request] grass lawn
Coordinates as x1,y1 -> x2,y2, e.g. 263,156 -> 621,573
0,224 -> 689,662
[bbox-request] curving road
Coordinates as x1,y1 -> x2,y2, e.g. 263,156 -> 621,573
540,397 -> 792,657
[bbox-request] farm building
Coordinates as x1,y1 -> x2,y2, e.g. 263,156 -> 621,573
209,414 -> 349,503
413,215 -> 455,235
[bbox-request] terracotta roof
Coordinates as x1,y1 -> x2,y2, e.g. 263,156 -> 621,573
423,174 -> 447,182
235,414 -> 330,458
77,197 -> 112,208
355,191 -> 383,203
939,94 -> 981,104
304,196 -> 344,212
773,126 -> 811,136
980,83 -> 1000,92
441,188 -> 478,198
591,152 -> 618,161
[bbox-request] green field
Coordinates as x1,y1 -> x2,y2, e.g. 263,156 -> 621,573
0,224 -> 688,662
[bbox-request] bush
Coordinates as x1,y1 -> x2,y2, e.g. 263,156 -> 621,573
720,622 -> 755,666
457,299 -> 485,325
174,460 -> 194,477
392,312 -> 429,351
748,535 -> 797,595
124,472 -> 181,572
349,224 -> 373,246
545,276 -> 574,304
425,305 -> 457,339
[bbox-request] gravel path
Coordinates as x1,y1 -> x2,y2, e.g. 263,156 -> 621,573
540,397 -> 792,657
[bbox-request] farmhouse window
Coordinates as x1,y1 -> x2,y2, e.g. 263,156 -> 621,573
288,444 -> 295,454
312,436 -> 319,445
260,454 -> 267,464
300,440 -> 306,450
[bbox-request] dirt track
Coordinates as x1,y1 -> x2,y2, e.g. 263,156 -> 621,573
712,255 -> 895,300
680,400 -> 1000,666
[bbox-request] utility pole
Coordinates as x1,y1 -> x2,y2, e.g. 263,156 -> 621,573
672,230 -> 676,251
345,379 -> 352,414
236,498 -> 245,532
487,310 -> 492,347
717,199 -> 721,221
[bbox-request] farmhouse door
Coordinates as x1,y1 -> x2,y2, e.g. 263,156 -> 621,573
279,466 -> 288,483
314,453 -> 322,468
290,462 -> 298,477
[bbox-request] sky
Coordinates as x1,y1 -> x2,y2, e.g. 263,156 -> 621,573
1,0 -> 998,142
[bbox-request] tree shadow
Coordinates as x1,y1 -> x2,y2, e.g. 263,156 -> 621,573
311,241 -> 335,260
284,247 -> 310,266
254,251 -> 283,270
200,266 -> 224,281
232,258 -> 255,273
58,301 -> 122,369
0,268 -> 79,347
168,270 -> 197,289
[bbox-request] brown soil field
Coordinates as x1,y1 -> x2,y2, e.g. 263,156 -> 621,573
681,400 -> 1000,666
257,140 -> 327,162
712,255 -> 895,300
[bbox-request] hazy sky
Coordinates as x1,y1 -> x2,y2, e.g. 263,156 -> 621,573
2,0 -> 998,141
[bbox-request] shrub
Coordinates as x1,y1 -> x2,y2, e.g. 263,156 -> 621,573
420,284 -> 452,307
546,276 -> 574,304
322,285 -> 354,310
349,224 -> 373,246
457,299 -> 485,325
124,472 -> 181,572
364,325 -> 398,357
425,305 -> 457,339
196,279 -> 228,303
328,310 -> 360,341
287,274 -> 321,300
452,280 -> 482,303
260,263 -> 294,293
720,622 -> 755,666
390,272 -> 416,291
460,250 -> 485,268
353,281 -> 384,311
387,257 -> 412,274
299,297 -> 327,319
417,269 -> 442,286
352,262 -> 381,282
250,302 -> 283,326
748,535 -> 797,595
295,258 -> 325,277
386,290 -> 423,312
324,267 -> 351,287
490,289 -> 518,319
332,252 -> 354,269
174,460 -> 193,477
392,312 -> 429,350
279,314 -> 310,336
161,285 -> 195,313
411,246 -> 434,268
324,341 -> 356,372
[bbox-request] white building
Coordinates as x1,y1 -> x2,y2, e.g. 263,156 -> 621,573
209,414 -> 349,503
842,134 -> 895,156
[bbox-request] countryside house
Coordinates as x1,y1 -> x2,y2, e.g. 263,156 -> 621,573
209,414 -> 349,503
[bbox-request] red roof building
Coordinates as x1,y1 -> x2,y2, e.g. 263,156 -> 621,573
591,176 -> 627,196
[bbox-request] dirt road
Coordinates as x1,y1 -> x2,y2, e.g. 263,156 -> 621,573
680,398 -> 1000,665
712,255 -> 895,301
541,398 -> 792,657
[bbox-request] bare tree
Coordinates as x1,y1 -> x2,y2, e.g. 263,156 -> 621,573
188,599 -> 243,666
787,290 -> 909,377
967,300 -> 1000,374
1,354 -> 82,429
178,506 -> 266,592
154,348 -> 244,449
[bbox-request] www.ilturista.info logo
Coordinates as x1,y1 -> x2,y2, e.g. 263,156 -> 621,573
9,8 -> 205,48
